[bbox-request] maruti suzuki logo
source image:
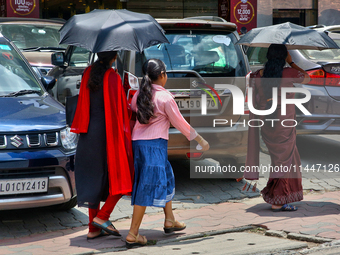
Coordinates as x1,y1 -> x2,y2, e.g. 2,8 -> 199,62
10,135 -> 23,148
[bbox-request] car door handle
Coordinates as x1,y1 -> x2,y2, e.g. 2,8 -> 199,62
76,80 -> 81,89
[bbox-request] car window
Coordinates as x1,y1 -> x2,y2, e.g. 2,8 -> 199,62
299,36 -> 340,61
69,47 -> 91,67
247,47 -> 268,65
138,31 -> 246,77
0,39 -> 43,96
0,24 -> 67,50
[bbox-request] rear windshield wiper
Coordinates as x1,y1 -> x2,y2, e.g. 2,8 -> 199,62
0,90 -> 40,97
22,46 -> 66,52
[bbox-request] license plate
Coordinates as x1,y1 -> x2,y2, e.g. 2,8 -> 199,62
0,177 -> 48,195
175,98 -> 218,110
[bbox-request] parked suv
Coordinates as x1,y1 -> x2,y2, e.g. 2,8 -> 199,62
0,17 -> 66,78
49,17 -> 251,176
0,33 -> 77,210
246,28 -> 340,135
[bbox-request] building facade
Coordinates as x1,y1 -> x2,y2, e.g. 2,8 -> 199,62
2,0 -> 340,27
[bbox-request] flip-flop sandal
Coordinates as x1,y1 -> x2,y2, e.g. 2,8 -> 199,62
272,204 -> 298,212
86,230 -> 109,240
91,220 -> 121,236
125,232 -> 147,249
163,219 -> 186,234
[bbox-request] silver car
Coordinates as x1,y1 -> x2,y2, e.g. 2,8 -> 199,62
246,28 -> 340,135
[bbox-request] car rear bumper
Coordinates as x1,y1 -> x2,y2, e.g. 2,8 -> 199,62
296,84 -> 340,134
296,116 -> 340,134
168,116 -> 248,163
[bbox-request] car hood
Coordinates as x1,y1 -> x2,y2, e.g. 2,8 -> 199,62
21,52 -> 53,67
0,95 -> 66,132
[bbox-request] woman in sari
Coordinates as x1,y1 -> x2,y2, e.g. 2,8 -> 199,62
245,44 -> 310,211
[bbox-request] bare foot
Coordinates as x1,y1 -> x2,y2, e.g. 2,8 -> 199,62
92,217 -> 120,234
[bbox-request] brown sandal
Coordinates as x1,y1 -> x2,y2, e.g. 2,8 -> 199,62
125,232 -> 147,249
163,219 -> 186,234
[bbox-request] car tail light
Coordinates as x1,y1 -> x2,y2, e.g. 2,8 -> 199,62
307,69 -> 325,86
307,69 -> 340,86
325,72 -> 340,86
186,152 -> 203,158
244,72 -> 251,114
123,71 -> 139,102
127,90 -> 137,104
123,71 -> 139,94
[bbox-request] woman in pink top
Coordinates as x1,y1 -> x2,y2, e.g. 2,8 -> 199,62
125,59 -> 209,248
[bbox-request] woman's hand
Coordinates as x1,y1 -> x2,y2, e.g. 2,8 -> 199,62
286,51 -> 293,64
194,134 -> 210,151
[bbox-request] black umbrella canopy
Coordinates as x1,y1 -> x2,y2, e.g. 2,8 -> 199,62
236,22 -> 340,50
59,9 -> 170,53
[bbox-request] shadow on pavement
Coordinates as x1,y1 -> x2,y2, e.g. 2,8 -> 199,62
245,201 -> 340,217
68,228 -> 187,250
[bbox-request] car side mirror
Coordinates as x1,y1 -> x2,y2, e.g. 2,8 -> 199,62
51,52 -> 66,67
41,75 -> 56,91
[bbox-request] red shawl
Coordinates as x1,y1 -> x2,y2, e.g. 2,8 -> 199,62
71,67 -> 134,196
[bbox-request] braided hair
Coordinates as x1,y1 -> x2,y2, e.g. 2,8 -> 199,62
137,59 -> 166,124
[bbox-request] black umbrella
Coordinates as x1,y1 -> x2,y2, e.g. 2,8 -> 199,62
236,22 -> 339,50
59,9 -> 170,53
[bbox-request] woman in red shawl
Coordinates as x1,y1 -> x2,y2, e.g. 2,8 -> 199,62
71,51 -> 134,239
245,44 -> 310,212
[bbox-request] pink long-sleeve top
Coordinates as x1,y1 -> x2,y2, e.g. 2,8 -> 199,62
131,84 -> 198,141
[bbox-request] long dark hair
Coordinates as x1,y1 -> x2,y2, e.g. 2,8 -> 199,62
87,51 -> 117,92
262,44 -> 287,119
137,59 -> 166,124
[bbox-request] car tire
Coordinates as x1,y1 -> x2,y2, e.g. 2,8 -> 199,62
54,196 -> 77,211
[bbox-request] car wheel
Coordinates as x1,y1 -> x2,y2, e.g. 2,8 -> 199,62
54,196 -> 77,211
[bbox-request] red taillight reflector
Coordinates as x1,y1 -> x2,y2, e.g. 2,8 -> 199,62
302,119 -> 321,123
186,152 -> 203,158
325,72 -> 340,86
307,69 -> 325,86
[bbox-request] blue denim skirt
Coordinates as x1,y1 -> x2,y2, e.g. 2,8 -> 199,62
131,138 -> 175,207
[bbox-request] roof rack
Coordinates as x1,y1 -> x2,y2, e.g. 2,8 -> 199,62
184,16 -> 228,23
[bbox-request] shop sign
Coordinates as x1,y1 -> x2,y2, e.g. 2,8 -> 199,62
230,0 -> 257,35
6,0 -> 39,18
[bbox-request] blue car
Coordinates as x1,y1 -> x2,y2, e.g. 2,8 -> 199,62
0,33 -> 78,210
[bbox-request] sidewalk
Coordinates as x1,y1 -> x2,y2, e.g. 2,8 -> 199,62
0,190 -> 339,255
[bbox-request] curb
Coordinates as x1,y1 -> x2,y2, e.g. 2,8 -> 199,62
287,233 -> 334,244
72,225 -> 336,255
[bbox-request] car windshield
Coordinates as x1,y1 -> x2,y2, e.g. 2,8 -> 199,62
0,37 -> 43,96
141,32 -> 245,77
299,37 -> 340,61
0,24 -> 67,51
